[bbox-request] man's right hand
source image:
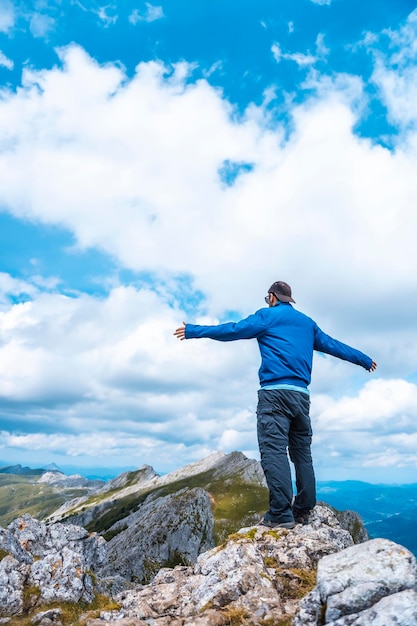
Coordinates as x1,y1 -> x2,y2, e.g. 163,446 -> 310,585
369,361 -> 377,372
174,322 -> 187,341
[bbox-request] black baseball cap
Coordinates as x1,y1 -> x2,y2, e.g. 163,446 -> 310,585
268,281 -> 295,303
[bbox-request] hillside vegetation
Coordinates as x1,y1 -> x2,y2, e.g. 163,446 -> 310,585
0,474 -> 97,527
0,474 -> 66,526
53,452 -> 269,545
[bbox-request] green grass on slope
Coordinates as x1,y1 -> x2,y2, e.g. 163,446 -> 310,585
80,468 -> 269,545
0,475 -> 86,527
0,467 -> 268,543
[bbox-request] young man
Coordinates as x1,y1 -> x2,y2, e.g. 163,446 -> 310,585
174,281 -> 377,529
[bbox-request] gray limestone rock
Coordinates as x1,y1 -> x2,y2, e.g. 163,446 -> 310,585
31,608 -> 63,625
0,514 -> 107,615
85,505 -> 417,626
327,589 -> 417,626
0,483 -> 217,616
0,527 -> 34,564
49,451 -> 262,528
321,504 -> 369,544
0,555 -> 29,616
101,487 -> 215,583
294,537 -> 417,626
7,514 -> 107,567
95,504 -> 354,624
209,451 -> 266,486
28,545 -> 94,603
37,471 -> 104,491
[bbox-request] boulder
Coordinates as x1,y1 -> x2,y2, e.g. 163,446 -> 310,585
294,537 -> 417,625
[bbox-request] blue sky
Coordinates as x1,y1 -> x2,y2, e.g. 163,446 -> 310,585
1,0 -> 417,482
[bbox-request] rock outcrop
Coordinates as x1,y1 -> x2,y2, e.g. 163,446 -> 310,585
86,505 -> 417,626
0,514 -> 106,616
87,505 -> 355,625
99,487 -> 215,584
0,487 -> 215,617
324,504 -> 369,544
2,502 -> 416,625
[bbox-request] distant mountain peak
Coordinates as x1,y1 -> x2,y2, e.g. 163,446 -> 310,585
42,463 -> 62,473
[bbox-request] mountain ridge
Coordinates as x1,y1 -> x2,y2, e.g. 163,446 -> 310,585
1,453 -> 417,557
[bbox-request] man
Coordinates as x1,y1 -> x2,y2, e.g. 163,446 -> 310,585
174,281 -> 377,529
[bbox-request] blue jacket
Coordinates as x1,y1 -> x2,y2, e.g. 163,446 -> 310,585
185,303 -> 373,389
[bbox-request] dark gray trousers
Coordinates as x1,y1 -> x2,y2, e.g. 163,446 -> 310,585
256,388 -> 316,524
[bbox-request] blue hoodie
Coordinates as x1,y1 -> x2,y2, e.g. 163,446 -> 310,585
185,303 -> 372,389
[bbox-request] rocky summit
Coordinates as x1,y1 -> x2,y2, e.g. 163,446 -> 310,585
1,453 -> 417,625
1,502 -> 417,625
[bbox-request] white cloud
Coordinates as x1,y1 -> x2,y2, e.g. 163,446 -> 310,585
309,0 -> 331,5
1,277 -> 417,479
1,16 -> 417,477
315,33 -> 329,58
96,5 -> 117,26
0,0 -> 14,33
370,10 -> 417,132
202,60 -> 223,79
272,43 -> 317,67
129,3 -> 164,25
313,379 -> 417,431
0,50 -> 13,69
1,45 -> 417,334
311,379 -> 417,480
29,12 -> 55,39
0,272 -> 416,479
271,34 -> 328,68
0,273 -> 38,305
0,281 -> 259,471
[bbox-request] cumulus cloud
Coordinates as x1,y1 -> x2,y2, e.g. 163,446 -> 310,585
370,9 -> 417,132
0,273 -> 39,305
1,42 -> 417,327
1,276 -> 415,478
311,379 -> 417,481
1,11 -> 417,477
0,280 -> 260,470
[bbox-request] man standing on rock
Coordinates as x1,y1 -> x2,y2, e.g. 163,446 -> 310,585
174,281 -> 377,529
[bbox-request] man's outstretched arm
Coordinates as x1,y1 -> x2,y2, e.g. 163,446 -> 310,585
314,325 -> 377,372
174,311 -> 267,342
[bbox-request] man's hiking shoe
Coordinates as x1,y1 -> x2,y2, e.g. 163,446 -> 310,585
259,518 -> 295,529
294,514 -> 310,525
